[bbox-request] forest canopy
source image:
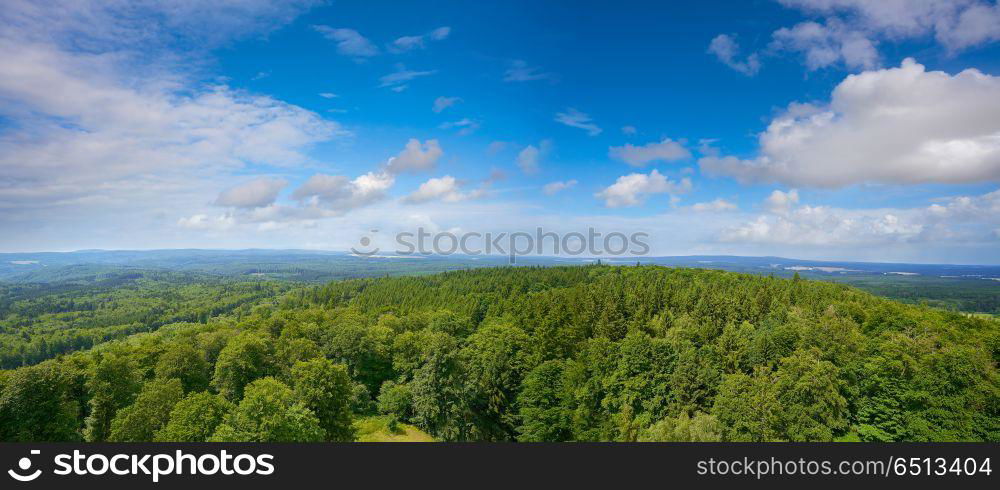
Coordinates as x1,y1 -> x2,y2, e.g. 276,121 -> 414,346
0,265 -> 997,442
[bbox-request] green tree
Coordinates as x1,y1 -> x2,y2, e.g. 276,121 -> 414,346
155,391 -> 233,442
84,348 -> 143,442
210,377 -> 325,442
410,334 -> 469,440
462,322 -> 532,440
108,378 -> 184,442
0,363 -> 80,441
639,412 -> 722,442
212,333 -> 276,401
290,358 -> 355,441
713,349 -> 846,442
516,360 -> 572,442
155,343 -> 210,393
377,380 -> 413,420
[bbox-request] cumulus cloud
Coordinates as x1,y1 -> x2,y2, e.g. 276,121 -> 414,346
554,108 -> 602,136
403,175 -> 484,204
721,187 -> 1000,247
595,170 -> 692,208
707,34 -> 761,75
609,138 -> 691,167
517,140 -> 552,175
214,178 -> 288,209
312,26 -> 379,59
770,18 -> 879,71
778,0 -> 1000,52
503,60 -> 555,82
699,59 -> 1000,187
543,180 -> 578,195
691,198 -> 738,212
389,26 -> 450,53
621,125 -> 637,136
763,189 -> 800,214
291,172 -> 394,213
384,139 -> 444,174
0,2 -> 343,222
432,96 -> 462,113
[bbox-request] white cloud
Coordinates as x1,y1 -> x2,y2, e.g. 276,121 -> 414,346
554,108 -> 602,136
721,187 -> 1000,247
429,27 -> 451,41
177,213 -> 235,231
291,172 -> 394,213
1,0 -> 320,52
503,60 -> 554,82
389,26 -> 451,53
516,140 -> 552,175
707,34 -> 761,75
0,37 -> 344,218
778,0 -> 1000,52
433,96 -> 462,113
699,59 -> 1000,187
379,64 -> 437,89
517,147 -> 541,175
384,139 -> 444,174
543,180 -> 578,195
439,118 -> 480,135
595,170 -> 692,208
319,92 -> 338,99
770,19 -> 879,71
763,189 -> 800,214
312,26 -> 379,59
609,138 -> 691,166
403,175 -> 483,204
691,198 -> 737,212
621,125 -> 637,136
214,178 -> 288,209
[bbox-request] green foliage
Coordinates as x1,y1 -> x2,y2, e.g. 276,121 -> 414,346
290,358 -> 355,441
0,363 -> 80,441
639,412 -> 722,442
155,392 -> 233,442
108,378 -> 184,442
212,333 -> 276,401
714,349 -> 847,441
516,360 -> 572,442
377,380 -> 413,420
461,322 -> 532,439
1,265 -> 997,442
155,343 -> 210,393
83,347 -> 142,441
0,273 -> 291,368
210,377 -> 325,442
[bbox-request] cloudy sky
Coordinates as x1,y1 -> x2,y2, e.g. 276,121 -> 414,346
1,0 -> 1000,263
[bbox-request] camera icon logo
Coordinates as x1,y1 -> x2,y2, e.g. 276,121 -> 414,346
351,229 -> 380,257
8,450 -> 41,482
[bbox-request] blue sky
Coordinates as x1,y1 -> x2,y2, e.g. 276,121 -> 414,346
1,0 -> 1000,263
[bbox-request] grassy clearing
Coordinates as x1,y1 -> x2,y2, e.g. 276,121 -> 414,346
354,416 -> 435,442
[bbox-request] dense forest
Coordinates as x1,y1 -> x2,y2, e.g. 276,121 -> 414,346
0,265 -> 997,442
0,271 -> 293,368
